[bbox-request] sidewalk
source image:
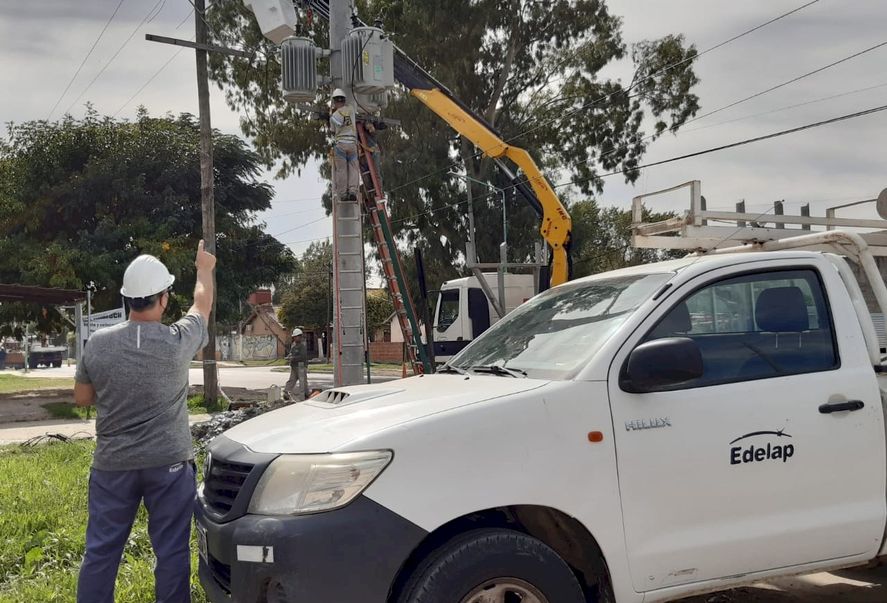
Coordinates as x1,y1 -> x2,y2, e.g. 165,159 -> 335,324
0,414 -> 212,445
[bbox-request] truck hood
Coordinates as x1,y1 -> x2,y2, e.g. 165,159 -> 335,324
221,374 -> 548,454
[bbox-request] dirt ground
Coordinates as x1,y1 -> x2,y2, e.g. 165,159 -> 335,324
0,389 -> 72,422
0,386 -> 269,424
678,564 -> 886,602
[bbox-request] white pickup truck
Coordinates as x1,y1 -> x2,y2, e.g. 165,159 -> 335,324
196,232 -> 887,603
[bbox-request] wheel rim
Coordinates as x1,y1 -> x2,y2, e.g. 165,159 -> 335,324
459,577 -> 549,603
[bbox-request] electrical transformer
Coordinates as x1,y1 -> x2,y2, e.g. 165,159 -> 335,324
341,26 -> 394,95
354,90 -> 389,114
280,36 -> 319,104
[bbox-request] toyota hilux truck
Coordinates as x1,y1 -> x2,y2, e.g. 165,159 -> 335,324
196,231 -> 887,603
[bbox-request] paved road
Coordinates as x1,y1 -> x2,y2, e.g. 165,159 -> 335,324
20,365 -> 400,389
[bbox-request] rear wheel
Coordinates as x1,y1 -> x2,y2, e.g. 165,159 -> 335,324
398,528 -> 584,603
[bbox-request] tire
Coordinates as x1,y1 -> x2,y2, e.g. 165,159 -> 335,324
52,361 -> 62,368
398,528 -> 585,603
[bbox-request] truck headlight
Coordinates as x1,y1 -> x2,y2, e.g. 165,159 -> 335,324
248,451 -> 393,515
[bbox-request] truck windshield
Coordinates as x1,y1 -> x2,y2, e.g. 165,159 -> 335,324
448,273 -> 670,379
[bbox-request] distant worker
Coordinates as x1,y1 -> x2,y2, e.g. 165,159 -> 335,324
74,241 -> 216,603
284,328 -> 309,400
330,88 -> 360,201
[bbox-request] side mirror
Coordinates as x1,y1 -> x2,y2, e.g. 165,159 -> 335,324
622,337 -> 703,393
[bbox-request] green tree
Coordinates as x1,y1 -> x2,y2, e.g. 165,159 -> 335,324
277,240 -> 332,330
366,291 -> 394,341
207,0 -> 700,293
569,199 -> 681,278
0,109 -> 296,333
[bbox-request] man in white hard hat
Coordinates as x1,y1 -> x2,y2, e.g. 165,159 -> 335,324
284,327 -> 309,400
330,88 -> 360,201
74,240 -> 216,603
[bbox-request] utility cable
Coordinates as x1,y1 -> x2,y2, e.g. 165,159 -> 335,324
378,0 -> 821,199
113,46 -> 187,117
682,80 -> 887,134
681,39 -> 887,127
240,101 -> 887,254
64,0 -> 166,115
47,0 -> 127,119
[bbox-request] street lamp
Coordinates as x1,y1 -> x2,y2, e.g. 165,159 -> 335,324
449,171 -> 508,250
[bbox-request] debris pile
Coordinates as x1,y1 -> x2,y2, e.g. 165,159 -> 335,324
190,396 -> 298,444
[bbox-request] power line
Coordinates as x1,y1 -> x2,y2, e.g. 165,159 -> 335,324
113,46 -> 186,117
64,0 -> 166,116
395,101 -> 887,211
561,102 -> 887,190
47,0 -> 127,119
681,80 -> 887,134
680,39 -> 887,127
379,0 -> 820,199
268,215 -> 329,239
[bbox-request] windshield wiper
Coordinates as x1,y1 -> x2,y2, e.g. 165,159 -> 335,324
438,364 -> 468,375
468,364 -> 527,378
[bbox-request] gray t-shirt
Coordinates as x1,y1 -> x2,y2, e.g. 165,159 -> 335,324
75,313 -> 208,471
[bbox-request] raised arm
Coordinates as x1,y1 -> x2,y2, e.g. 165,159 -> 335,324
189,240 -> 216,320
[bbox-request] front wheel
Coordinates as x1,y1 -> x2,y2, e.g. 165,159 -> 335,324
398,528 -> 585,603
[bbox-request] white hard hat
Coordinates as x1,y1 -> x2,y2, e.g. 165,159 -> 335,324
292,328 -> 303,337
120,255 -> 175,298
331,88 -> 346,100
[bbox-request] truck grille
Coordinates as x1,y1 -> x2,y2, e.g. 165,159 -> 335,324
203,458 -> 254,514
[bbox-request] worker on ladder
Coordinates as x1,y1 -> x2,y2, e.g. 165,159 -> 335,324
330,88 -> 359,201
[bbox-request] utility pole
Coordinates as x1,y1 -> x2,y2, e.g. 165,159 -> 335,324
195,0 -> 219,408
329,0 -> 365,386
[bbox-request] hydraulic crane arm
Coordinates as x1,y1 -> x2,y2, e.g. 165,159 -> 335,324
302,0 -> 572,286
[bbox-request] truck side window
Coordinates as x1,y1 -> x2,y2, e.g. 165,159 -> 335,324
640,269 -> 838,389
437,290 -> 460,331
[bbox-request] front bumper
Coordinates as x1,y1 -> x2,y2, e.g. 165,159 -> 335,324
196,494 -> 428,602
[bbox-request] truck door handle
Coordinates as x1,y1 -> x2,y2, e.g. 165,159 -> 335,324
819,400 -> 865,414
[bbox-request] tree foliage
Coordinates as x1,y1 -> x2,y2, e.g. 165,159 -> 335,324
0,109 -> 296,333
207,0 -> 700,292
277,241 -> 332,330
569,200 -> 681,278
366,290 -> 394,340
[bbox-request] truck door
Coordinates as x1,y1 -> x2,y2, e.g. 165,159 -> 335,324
607,263 -> 886,592
434,287 -> 469,358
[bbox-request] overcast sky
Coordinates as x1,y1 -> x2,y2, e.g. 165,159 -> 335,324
1,0 -> 885,258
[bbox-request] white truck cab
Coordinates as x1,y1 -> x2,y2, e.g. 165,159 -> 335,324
433,272 -> 535,361
196,241 -> 887,603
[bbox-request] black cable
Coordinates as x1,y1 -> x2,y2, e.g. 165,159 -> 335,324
682,80 -> 887,134
221,101 -> 887,256
113,46 -> 187,117
377,0 -> 821,199
47,0 -> 126,119
64,0 -> 166,115
680,39 -> 887,128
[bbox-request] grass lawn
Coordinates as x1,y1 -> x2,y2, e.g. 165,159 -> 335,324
0,374 -> 73,394
44,395 -> 211,420
0,440 -> 208,602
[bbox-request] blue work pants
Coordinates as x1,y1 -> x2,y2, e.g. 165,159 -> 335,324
77,461 -> 196,603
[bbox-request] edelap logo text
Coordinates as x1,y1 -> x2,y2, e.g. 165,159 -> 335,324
729,430 -> 794,465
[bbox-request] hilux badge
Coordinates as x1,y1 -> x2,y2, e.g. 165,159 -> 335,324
625,418 -> 671,431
